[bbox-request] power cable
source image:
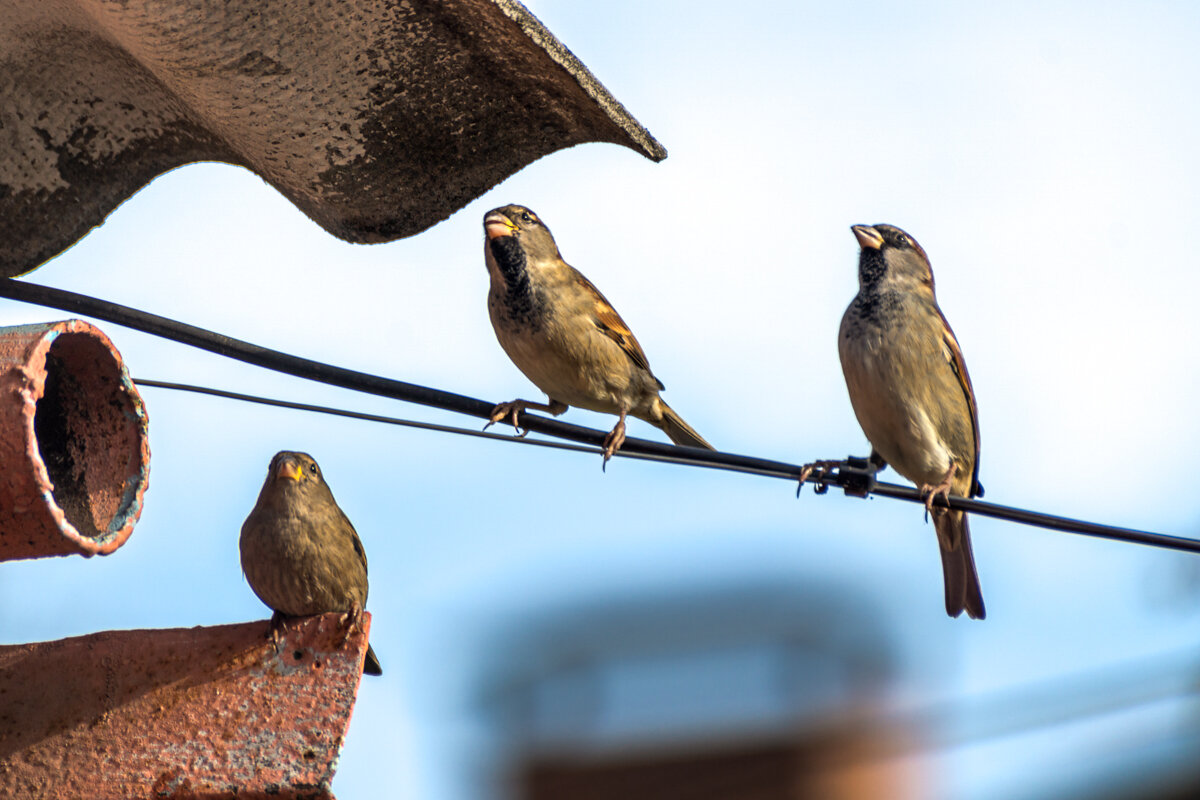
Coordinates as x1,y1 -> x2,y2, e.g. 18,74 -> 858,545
132,378 -> 1200,556
3,279 -> 1196,554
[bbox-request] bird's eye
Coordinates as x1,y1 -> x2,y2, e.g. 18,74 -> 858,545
521,212 -> 534,224
308,463 -> 318,475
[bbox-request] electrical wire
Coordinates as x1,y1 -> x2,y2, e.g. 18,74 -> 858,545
131,379 -> 1200,556
3,278 -> 1197,555
130,379 -> 817,475
133,379 -> 615,460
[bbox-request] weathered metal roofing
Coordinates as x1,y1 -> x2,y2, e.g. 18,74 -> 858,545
0,0 -> 666,277
0,614 -> 374,799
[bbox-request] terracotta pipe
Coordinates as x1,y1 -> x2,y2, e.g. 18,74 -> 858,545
0,319 -> 149,561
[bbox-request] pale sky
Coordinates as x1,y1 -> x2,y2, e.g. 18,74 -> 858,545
4,2 -> 1200,798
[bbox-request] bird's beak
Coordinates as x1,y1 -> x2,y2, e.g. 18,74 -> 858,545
274,457 -> 303,482
484,212 -> 518,240
851,225 -> 883,250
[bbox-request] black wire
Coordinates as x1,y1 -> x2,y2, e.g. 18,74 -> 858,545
0,279 -> 727,464
132,379 -> 1200,556
131,379 -> 802,475
4,278 -> 1197,555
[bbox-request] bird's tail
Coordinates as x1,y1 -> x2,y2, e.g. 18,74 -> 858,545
651,401 -> 714,450
363,643 -> 383,676
934,509 -> 986,620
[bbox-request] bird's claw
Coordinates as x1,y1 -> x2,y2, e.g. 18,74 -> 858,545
796,456 -> 882,498
796,465 -> 813,497
919,463 -> 958,522
601,425 -> 626,472
486,402 -> 529,437
796,459 -> 842,497
268,610 -> 287,650
919,485 -> 951,522
339,602 -> 364,648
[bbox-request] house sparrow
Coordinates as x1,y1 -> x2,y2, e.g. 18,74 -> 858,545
483,204 -> 713,465
838,224 -> 986,620
240,451 -> 383,674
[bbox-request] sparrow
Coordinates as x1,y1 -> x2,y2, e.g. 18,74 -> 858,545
482,204 -> 714,465
240,451 -> 383,675
838,224 -> 986,620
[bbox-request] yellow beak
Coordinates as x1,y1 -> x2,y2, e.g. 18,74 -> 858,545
275,458 -> 303,482
851,225 -> 883,250
484,213 -> 518,240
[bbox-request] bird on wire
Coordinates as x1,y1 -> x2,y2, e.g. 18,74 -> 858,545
837,223 -> 986,620
482,203 -> 713,467
240,450 -> 383,674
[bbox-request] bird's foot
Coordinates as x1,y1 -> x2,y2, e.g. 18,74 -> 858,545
484,398 -> 567,436
601,416 -> 627,471
796,460 -> 843,497
268,610 -> 288,649
919,462 -> 959,521
796,455 -> 885,498
484,400 -> 530,438
339,601 -> 364,647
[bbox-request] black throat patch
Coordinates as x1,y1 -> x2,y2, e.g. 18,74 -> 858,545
489,236 -> 539,326
849,250 -> 899,322
858,248 -> 888,288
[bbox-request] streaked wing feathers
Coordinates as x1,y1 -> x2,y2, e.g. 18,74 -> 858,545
938,308 -> 982,498
576,270 -> 664,389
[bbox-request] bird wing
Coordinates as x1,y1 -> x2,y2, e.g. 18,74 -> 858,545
338,506 -> 368,576
937,307 -> 983,498
575,269 -> 665,389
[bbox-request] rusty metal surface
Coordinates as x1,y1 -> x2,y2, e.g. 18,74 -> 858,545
0,320 -> 150,561
0,613 -> 373,799
0,0 -> 667,277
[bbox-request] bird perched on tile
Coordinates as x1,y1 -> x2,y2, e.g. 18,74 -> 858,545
838,224 -> 986,620
240,451 -> 383,674
482,204 -> 714,465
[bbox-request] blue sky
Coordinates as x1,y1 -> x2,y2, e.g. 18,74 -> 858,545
4,2 -> 1200,798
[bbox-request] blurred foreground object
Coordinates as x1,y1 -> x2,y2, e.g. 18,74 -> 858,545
0,614 -> 372,800
474,579 -> 927,800
0,320 -> 149,561
0,0 -> 667,276
524,730 -> 923,800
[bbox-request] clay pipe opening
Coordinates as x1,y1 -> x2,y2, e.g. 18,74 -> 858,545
0,320 -> 150,560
